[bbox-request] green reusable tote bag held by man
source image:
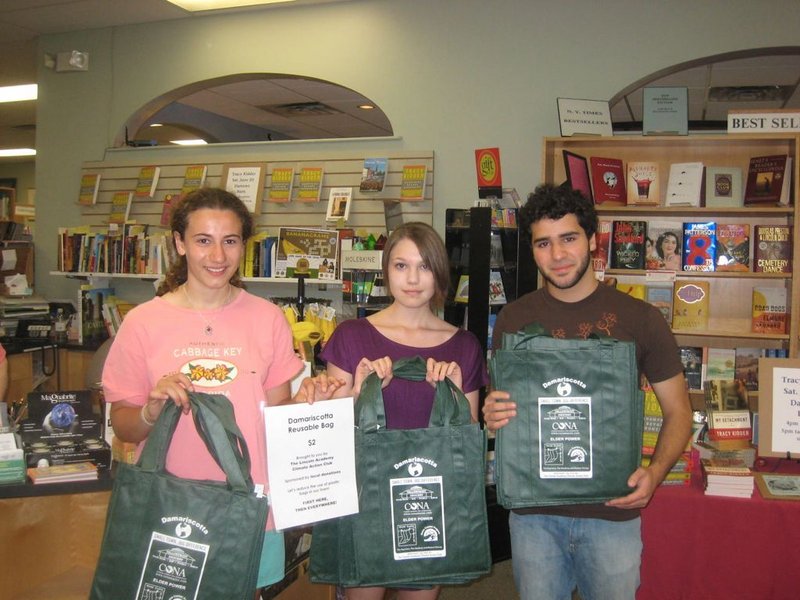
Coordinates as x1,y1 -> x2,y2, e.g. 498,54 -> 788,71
310,356 -> 491,587
90,392 -> 269,600
490,325 -> 644,508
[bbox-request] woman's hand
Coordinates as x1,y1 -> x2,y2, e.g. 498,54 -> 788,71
353,356 -> 393,397
425,358 -> 463,390
292,373 -> 347,404
147,371 -> 194,417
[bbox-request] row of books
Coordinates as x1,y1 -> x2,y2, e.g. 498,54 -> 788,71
678,346 -> 787,392
58,224 -> 175,276
571,152 -> 793,208
700,456 -> 754,498
78,160 -> 429,210
616,278 -> 788,334
595,220 -> 792,274
74,285 -> 136,343
642,388 -> 693,486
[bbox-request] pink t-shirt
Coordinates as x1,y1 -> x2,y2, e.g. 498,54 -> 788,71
103,290 -> 303,528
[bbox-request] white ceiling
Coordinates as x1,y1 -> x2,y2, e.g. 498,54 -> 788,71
1,1 -> 800,158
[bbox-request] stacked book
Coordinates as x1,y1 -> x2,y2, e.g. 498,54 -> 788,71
642,389 -> 693,485
693,439 -> 757,468
700,457 -> 754,498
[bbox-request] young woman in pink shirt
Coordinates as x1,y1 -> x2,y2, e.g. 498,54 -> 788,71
103,187 -> 337,596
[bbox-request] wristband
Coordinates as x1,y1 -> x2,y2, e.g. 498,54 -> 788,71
140,404 -> 157,427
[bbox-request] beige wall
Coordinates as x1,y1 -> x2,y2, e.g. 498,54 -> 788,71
34,0 -> 800,298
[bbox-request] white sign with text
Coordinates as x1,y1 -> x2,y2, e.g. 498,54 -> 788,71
264,397 -> 358,530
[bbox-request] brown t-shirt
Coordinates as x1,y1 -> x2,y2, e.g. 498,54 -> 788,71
492,283 -> 684,521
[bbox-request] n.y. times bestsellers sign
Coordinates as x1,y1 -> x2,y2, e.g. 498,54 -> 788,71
728,110 -> 800,133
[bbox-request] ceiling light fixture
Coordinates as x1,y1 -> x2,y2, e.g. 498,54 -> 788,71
358,104 -> 375,110
0,148 -> 36,157
170,139 -> 208,146
0,84 -> 37,103
149,123 -> 163,127
166,0 -> 295,11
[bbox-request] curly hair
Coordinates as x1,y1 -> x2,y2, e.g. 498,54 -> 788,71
519,183 -> 598,240
156,187 -> 254,296
381,222 -> 450,309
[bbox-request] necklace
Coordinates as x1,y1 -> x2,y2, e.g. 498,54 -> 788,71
182,284 -> 233,336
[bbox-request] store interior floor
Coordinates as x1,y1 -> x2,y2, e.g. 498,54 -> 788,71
438,560 -> 518,600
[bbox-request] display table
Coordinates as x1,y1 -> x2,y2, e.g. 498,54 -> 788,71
638,460 -> 800,600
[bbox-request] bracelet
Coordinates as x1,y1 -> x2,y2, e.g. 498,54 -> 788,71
140,405 -> 157,427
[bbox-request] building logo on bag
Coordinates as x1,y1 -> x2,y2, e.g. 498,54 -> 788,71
546,406 -> 583,420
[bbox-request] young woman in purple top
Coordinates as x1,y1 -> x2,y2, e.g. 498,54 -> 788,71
318,222 -> 488,599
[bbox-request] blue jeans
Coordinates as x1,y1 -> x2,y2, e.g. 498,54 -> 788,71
509,512 -> 642,600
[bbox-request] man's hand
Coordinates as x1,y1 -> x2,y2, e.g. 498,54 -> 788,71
482,389 -> 516,431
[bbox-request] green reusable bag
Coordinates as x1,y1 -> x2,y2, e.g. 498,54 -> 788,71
309,356 -> 491,587
90,392 -> 269,600
490,325 -> 644,508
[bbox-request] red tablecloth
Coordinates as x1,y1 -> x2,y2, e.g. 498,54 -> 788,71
638,460 -> 800,600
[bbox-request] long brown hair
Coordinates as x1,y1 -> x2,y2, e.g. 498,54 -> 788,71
156,187 -> 254,296
381,222 -> 450,309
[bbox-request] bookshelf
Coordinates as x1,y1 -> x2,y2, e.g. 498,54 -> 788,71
542,134 -> 800,408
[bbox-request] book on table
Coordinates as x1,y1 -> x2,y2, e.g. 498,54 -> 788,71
27,461 -> 98,484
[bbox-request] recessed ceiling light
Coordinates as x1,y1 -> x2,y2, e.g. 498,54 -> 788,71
358,104 -> 375,110
166,0 -> 295,11
0,84 -> 37,103
149,123 -> 163,127
0,148 -> 36,157
170,139 -> 208,146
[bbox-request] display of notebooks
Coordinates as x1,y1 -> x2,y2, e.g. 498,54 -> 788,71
682,221 -> 716,271
626,162 -> 660,205
753,225 -> 793,273
672,281 -> 709,331
589,157 -> 626,205
752,286 -> 788,334
646,219 -> 683,271
744,155 -> 792,206
592,219 -> 612,272
705,167 -> 743,207
664,162 -> 703,207
715,223 -> 750,272
610,220 -> 646,269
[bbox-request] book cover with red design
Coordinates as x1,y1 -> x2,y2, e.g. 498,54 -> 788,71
590,157 -> 626,205
592,219 -> 612,272
610,220 -> 646,270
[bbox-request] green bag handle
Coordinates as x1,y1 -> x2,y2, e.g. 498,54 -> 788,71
137,392 -> 255,494
355,355 -> 472,433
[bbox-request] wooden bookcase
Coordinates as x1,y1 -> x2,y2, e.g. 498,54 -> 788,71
542,134 -> 800,407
